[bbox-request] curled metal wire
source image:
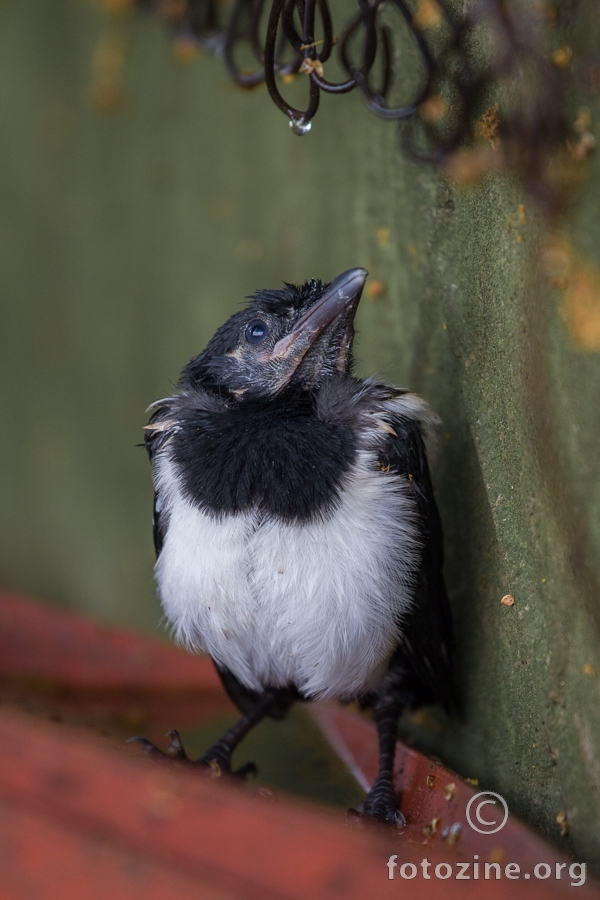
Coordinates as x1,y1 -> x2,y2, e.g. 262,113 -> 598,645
139,0 -> 587,213
143,0 -> 452,131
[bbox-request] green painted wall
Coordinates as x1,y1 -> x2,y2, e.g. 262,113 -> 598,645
1,0 -> 600,872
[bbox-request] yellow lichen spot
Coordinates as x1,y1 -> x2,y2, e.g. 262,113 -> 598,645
556,812 -> 570,836
567,110 -> 596,162
465,777 -> 479,786
299,58 -> 324,78
501,594 -> 515,607
366,280 -> 386,300
507,206 -> 526,242
552,46 -> 572,69
443,145 -> 503,186
568,132 -> 596,162
443,782 -> 456,801
173,35 -> 199,63
574,107 -> 592,134
475,104 -> 501,149
423,817 -> 441,837
426,775 -> 436,789
419,95 -> 448,124
583,663 -> 596,677
376,227 -> 390,248
89,28 -> 127,113
446,826 -> 460,847
413,0 -> 443,29
564,256 -> 600,350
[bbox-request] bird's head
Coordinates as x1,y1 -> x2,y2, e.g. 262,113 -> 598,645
182,268 -> 368,400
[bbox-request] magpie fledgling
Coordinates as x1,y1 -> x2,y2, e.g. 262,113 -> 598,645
139,268 -> 452,826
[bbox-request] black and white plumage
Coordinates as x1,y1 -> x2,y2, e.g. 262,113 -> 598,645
141,268 -> 452,825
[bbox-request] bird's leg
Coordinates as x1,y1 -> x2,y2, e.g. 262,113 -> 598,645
359,699 -> 406,827
130,689 -> 279,779
198,689 -> 279,776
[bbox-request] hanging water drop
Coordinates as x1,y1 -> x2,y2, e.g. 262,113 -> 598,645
289,117 -> 312,136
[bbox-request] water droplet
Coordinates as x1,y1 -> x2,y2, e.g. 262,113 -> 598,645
289,117 -> 312,136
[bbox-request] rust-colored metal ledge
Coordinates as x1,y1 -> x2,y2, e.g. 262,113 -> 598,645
0,590 -> 596,898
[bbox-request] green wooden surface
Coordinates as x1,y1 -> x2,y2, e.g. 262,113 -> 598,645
1,0 -> 600,872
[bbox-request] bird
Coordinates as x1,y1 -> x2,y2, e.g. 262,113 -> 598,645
137,267 -> 453,826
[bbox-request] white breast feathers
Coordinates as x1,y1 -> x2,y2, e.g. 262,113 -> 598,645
154,449 -> 421,701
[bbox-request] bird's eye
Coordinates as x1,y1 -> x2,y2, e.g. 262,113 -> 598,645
245,319 -> 269,344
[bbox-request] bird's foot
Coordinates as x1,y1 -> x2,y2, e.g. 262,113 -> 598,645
128,729 -> 191,762
128,731 -> 257,780
348,777 -> 406,829
197,746 -> 258,781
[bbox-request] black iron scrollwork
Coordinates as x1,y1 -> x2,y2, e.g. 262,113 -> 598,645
136,0 -> 590,213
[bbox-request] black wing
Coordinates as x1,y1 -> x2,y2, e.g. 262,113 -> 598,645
379,415 -> 454,713
144,406 -> 176,559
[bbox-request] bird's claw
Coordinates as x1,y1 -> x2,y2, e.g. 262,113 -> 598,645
128,732 -> 257,780
346,805 -> 407,830
386,809 -> 407,828
127,729 -> 191,761
164,729 -> 190,759
347,780 -> 406,829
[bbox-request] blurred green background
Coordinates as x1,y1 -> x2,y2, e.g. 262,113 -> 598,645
2,0 -> 600,873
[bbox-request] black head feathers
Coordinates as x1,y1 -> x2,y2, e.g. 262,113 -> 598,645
181,268 -> 367,401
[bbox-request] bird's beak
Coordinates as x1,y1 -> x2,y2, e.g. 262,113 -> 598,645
264,268 -> 368,366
